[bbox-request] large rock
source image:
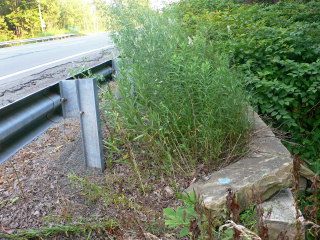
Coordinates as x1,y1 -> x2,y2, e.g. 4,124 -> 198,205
262,188 -> 305,240
186,113 -> 314,214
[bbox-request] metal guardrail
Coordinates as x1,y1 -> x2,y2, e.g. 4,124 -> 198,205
0,34 -> 76,47
0,84 -> 62,163
0,59 -> 114,170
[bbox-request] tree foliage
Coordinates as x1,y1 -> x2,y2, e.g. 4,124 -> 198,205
0,0 -> 106,40
0,0 -> 39,38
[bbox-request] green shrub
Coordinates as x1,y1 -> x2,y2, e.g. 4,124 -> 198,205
105,0 -> 252,176
176,0 -> 320,174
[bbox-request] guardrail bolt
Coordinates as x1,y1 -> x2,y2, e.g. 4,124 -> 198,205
61,98 -> 68,102
80,111 -> 85,115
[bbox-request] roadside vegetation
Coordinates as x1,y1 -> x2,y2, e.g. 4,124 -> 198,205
165,0 -> 320,239
0,0 -> 319,239
163,0 -> 320,238
105,0 -> 252,179
172,0 -> 320,175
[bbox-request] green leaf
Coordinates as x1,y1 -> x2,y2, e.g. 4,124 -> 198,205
165,219 -> 181,227
222,229 -> 234,240
179,227 -> 190,237
163,208 -> 176,218
10,197 -> 20,204
133,134 -> 145,141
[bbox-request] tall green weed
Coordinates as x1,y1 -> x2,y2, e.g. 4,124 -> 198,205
104,0 -> 251,176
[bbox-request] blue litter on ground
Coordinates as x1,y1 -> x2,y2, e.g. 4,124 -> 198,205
218,178 -> 231,184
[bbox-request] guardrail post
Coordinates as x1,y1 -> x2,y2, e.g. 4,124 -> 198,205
60,78 -> 105,170
77,78 -> 105,170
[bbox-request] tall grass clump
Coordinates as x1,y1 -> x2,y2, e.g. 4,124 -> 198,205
105,0 -> 252,176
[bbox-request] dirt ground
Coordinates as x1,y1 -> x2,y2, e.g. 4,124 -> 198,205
0,107 -> 186,240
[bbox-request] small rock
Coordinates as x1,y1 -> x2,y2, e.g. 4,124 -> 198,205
164,186 -> 174,197
33,210 -> 40,216
144,233 -> 160,240
202,176 -> 210,181
164,233 -> 176,239
2,191 -> 9,197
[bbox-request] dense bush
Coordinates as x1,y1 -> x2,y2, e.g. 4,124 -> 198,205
105,0 -> 252,176
174,0 -> 320,174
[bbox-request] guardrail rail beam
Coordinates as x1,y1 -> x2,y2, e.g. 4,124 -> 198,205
0,84 -> 62,163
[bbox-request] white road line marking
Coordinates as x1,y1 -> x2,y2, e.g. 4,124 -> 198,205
0,45 -> 114,81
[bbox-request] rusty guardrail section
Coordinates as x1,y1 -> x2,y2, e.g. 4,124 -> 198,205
0,59 -> 114,170
0,34 -> 76,47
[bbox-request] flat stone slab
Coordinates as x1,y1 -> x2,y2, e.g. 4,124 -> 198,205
262,188 -> 304,240
187,112 -> 314,213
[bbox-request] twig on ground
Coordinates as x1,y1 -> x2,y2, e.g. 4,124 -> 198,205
9,161 -> 26,199
220,220 -> 262,240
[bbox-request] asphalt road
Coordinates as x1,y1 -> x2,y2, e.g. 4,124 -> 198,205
0,32 -> 113,81
0,32 -> 115,106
